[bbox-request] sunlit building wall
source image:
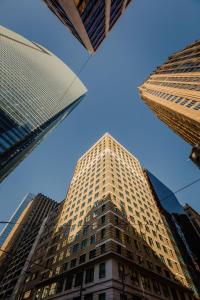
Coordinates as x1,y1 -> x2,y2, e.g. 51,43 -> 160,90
21,134 -> 195,300
139,39 -> 200,159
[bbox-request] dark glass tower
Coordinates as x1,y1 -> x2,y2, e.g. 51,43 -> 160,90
0,26 -> 87,182
146,171 -> 200,296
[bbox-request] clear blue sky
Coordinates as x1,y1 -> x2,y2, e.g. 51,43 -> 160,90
0,0 -> 200,227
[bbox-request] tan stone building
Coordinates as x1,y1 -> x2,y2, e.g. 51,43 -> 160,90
139,40 -> 200,162
42,0 -> 132,53
18,133 -> 197,300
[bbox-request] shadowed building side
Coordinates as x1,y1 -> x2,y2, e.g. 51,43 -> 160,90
0,194 -> 57,300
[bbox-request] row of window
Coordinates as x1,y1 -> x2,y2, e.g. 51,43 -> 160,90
144,86 -> 200,110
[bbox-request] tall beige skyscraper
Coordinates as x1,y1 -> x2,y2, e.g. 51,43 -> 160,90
20,134 -> 195,300
139,40 -> 200,165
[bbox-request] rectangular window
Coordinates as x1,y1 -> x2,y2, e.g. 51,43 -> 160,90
101,215 -> 106,224
70,259 -> 76,268
85,267 -> 94,283
98,293 -> 106,300
101,228 -> 106,239
99,262 -> 106,279
89,249 -> 96,259
90,234 -> 96,244
84,294 -> 93,300
74,272 -> 83,287
79,254 -> 86,264
81,239 -> 88,249
101,244 -> 106,254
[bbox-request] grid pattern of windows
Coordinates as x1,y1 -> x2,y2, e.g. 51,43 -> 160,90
140,39 -> 200,148
21,134 -> 194,300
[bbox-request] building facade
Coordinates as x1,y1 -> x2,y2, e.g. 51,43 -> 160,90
42,0 -> 132,53
20,134 -> 195,300
0,194 -> 57,300
146,172 -> 200,296
184,204 -> 200,236
0,26 -> 87,182
0,193 -> 35,246
139,40 -> 200,163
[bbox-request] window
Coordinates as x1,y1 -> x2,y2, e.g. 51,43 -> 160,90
114,215 -> 119,225
89,249 -> 96,259
70,259 -> 76,268
101,244 -> 106,254
98,293 -> 106,300
90,234 -> 96,244
84,294 -> 93,300
72,243 -> 79,253
83,225 -> 89,236
74,272 -> 83,287
79,254 -> 86,264
101,228 -> 106,239
99,262 -> 106,278
85,267 -> 94,283
101,215 -> 106,224
81,239 -> 88,249
115,229 -> 121,240
116,244 -> 121,254
65,275 -> 73,290
102,204 -> 106,212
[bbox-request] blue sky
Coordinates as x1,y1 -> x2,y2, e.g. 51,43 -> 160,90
0,0 -> 200,226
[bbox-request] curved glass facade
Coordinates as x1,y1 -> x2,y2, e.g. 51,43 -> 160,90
0,26 -> 87,182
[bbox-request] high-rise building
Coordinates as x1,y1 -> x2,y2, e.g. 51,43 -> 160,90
20,134 -> 195,300
184,204 -> 200,236
146,171 -> 200,296
139,40 -> 200,164
0,26 -> 87,182
0,193 -> 35,246
42,0 -> 132,53
0,194 -> 57,300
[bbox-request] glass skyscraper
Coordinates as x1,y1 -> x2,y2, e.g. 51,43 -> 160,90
0,26 -> 87,182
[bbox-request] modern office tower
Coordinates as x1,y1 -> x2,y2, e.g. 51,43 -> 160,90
146,172 -> 200,297
184,204 -> 200,235
0,26 -> 87,182
42,0 -> 132,53
139,40 -> 200,164
0,193 -> 35,246
21,134 -> 195,300
0,194 -> 57,300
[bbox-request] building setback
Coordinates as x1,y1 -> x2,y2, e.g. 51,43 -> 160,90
0,194 -> 57,300
139,40 -> 200,165
20,134 -> 196,300
0,26 -> 87,182
42,0 -> 132,53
